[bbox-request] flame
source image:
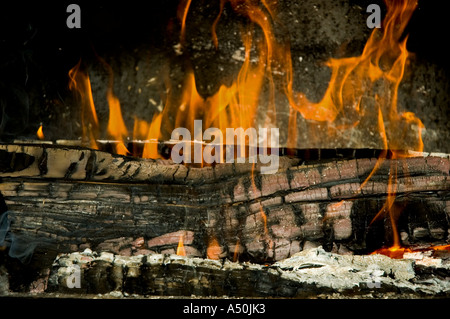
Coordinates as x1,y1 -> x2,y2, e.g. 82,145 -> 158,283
361,0 -> 425,256
132,117 -> 150,142
214,0 -> 277,63
233,240 -> 240,262
106,88 -> 129,155
132,114 -> 163,158
142,113 -> 163,159
132,117 -> 149,156
100,57 -> 131,156
177,0 -> 193,45
157,31 -> 265,147
287,0 -> 422,152
37,125 -> 45,140
68,59 -> 141,157
68,61 -> 99,149
205,0 -> 425,257
176,234 -> 186,256
172,0 -> 278,141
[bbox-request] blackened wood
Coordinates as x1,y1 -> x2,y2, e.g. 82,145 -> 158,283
0,143 -> 448,269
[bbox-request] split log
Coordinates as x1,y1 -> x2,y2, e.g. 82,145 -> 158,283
0,143 -> 448,271
46,247 -> 450,297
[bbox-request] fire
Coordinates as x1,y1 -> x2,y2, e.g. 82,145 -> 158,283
287,0 -> 423,152
176,234 -> 186,256
62,0 -> 439,259
106,88 -> 129,156
68,59 -> 162,157
233,240 -> 241,262
280,0 -> 425,256
68,60 -> 99,150
134,113 -> 163,159
371,245 -> 411,259
37,125 -> 45,140
143,113 -> 163,159
158,35 -> 265,147
177,0 -> 192,45
174,0 -> 280,139
67,0 -> 423,157
372,244 -> 450,259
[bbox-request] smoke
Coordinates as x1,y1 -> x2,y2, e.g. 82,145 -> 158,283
0,211 -> 37,264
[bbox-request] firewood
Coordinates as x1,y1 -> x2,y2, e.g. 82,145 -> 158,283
0,143 -> 448,270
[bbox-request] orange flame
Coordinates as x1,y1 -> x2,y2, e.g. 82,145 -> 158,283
177,0 -> 193,45
142,113 -> 163,159
431,245 -> 450,252
371,245 -> 411,259
68,59 -> 140,157
157,31 -> 265,146
176,234 -> 186,256
174,0 -> 279,140
37,125 -> 45,140
287,0 -> 422,152
68,61 -> 99,149
272,0 -> 423,255
106,88 -> 129,155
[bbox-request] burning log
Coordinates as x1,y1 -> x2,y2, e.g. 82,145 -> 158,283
0,143 -> 448,271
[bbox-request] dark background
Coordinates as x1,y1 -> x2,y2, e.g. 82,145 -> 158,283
0,0 -> 449,150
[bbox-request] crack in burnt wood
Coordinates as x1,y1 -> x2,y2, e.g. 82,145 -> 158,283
37,148 -> 48,176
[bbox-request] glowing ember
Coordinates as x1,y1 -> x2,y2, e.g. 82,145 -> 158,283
206,238 -> 221,260
372,244 -> 450,259
371,245 -> 412,259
